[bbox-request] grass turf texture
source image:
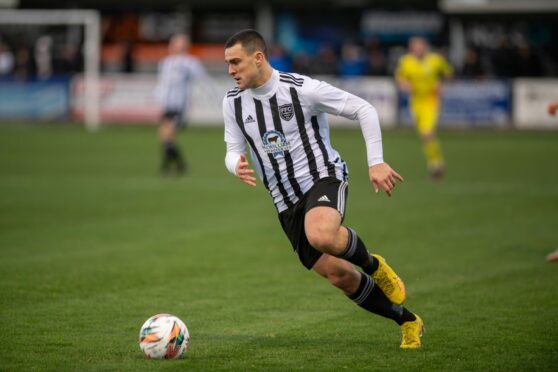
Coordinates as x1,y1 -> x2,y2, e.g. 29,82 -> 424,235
0,124 -> 557,371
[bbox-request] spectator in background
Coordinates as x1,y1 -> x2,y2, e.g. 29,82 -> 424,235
491,35 -> 517,78
364,38 -> 387,76
395,36 -> 453,181
543,42 -> 558,76
515,42 -> 542,77
121,40 -> 135,73
54,43 -> 82,74
339,43 -> 366,76
292,52 -> 311,75
34,35 -> 53,80
13,46 -> 32,81
0,41 -> 14,76
310,44 -> 338,75
268,44 -> 291,72
460,47 -> 485,79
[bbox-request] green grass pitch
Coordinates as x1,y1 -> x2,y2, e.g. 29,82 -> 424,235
0,124 -> 557,371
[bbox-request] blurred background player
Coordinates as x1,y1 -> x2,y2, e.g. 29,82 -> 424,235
155,33 -> 210,175
547,100 -> 558,117
395,36 -> 453,180
546,99 -> 557,262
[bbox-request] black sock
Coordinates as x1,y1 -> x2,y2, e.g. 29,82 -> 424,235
164,142 -> 176,158
161,142 -> 175,170
173,146 -> 185,169
339,227 -> 379,275
348,273 -> 415,325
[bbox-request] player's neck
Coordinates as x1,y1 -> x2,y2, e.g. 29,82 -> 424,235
251,67 -> 277,97
253,64 -> 274,89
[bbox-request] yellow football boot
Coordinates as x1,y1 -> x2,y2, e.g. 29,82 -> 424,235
371,254 -> 406,305
400,314 -> 424,349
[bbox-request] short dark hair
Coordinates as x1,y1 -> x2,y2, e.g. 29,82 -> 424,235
225,29 -> 268,59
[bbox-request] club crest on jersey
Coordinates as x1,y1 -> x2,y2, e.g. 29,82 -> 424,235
262,130 -> 291,159
279,104 -> 294,121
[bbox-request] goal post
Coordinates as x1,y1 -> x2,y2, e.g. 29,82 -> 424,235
0,9 -> 101,130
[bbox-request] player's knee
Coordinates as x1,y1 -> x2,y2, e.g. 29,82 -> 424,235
421,132 -> 434,141
306,226 -> 337,253
159,122 -> 175,141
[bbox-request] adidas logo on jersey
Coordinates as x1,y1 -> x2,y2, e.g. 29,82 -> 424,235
318,195 -> 331,203
245,115 -> 255,123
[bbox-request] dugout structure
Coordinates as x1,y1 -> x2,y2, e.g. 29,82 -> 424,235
0,9 -> 101,130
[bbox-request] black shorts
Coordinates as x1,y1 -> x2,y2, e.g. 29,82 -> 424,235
278,177 -> 349,270
161,110 -> 185,129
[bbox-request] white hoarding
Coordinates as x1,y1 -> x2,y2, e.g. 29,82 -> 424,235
318,76 -> 398,128
72,74 -> 398,128
72,74 -> 229,125
514,79 -> 558,129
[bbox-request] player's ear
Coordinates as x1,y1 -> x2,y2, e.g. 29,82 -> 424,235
254,51 -> 264,66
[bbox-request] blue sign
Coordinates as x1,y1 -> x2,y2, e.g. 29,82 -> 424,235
0,81 -> 69,120
399,80 -> 511,128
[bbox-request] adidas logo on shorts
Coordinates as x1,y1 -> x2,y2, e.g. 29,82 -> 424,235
318,195 -> 331,203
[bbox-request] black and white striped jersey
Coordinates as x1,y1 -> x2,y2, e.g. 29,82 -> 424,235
223,69 -> 355,213
155,54 -> 208,112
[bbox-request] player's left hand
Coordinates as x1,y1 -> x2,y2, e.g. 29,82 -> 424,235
369,163 -> 404,197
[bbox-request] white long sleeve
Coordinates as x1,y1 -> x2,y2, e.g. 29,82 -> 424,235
225,142 -> 245,175
339,94 -> 384,167
223,96 -> 247,176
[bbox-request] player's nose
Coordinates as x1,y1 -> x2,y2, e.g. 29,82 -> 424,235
228,65 -> 236,76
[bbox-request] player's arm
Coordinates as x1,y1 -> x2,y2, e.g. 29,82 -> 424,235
439,55 -> 454,79
191,58 -> 218,86
223,97 -> 257,187
435,55 -> 454,94
308,80 -> 403,197
154,60 -> 166,105
395,58 -> 412,94
339,94 -> 403,197
189,58 -> 222,99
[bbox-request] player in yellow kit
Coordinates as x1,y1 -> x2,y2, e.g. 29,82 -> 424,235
395,37 -> 453,180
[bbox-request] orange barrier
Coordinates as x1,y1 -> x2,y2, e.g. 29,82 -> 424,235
102,43 -> 225,64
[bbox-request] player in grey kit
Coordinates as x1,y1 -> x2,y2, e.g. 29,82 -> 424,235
222,29 -> 423,349
155,33 -> 209,175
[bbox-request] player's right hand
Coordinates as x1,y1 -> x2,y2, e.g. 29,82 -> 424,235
236,154 -> 257,187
